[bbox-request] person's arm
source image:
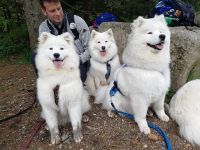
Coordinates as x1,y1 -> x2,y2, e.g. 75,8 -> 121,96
38,20 -> 51,36
74,15 -> 90,64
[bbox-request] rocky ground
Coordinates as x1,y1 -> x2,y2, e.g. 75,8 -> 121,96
0,57 -> 200,150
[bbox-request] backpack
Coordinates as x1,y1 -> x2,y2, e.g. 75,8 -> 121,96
67,13 -> 79,40
148,0 -> 198,27
47,13 -> 79,40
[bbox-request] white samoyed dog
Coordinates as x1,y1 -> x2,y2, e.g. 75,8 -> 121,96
85,29 -> 120,97
35,32 -> 90,144
96,15 -> 171,134
169,79 -> 200,146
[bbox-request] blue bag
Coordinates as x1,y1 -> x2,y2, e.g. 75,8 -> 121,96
93,13 -> 117,28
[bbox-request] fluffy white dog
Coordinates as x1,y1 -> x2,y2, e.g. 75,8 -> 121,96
85,29 -> 120,96
169,79 -> 200,145
35,32 -> 90,144
96,15 -> 171,134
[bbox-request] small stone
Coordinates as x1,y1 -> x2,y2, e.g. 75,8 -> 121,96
148,133 -> 158,141
143,144 -> 148,148
82,115 -> 89,123
185,144 -> 191,147
20,126 -> 27,135
59,144 -> 63,149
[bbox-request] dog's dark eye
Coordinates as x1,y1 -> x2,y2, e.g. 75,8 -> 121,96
97,41 -> 101,43
105,41 -> 108,43
148,32 -> 152,34
60,47 -> 64,50
49,48 -> 53,50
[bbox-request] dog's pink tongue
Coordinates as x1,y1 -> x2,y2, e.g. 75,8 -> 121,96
53,61 -> 63,69
155,43 -> 164,50
100,51 -> 106,57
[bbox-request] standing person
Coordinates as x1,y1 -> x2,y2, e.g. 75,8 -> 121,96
32,0 -> 90,82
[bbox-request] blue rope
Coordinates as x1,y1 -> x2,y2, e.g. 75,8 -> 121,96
109,87 -> 172,150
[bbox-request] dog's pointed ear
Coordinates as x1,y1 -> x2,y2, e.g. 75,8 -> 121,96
131,16 -> 145,30
38,32 -> 51,44
106,28 -> 114,38
91,30 -> 98,39
155,14 -> 166,24
62,32 -> 74,44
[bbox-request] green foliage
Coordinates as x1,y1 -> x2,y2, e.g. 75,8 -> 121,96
0,16 -> 8,31
166,89 -> 176,103
185,0 -> 200,11
103,0 -> 156,22
62,0 -> 200,25
62,0 -> 157,24
0,0 -> 30,62
0,0 -> 200,61
0,24 -> 30,61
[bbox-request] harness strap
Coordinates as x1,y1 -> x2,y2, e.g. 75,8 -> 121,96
46,13 -> 80,39
105,63 -> 111,80
109,81 -> 125,96
47,20 -> 55,35
67,13 -> 79,40
111,101 -> 172,150
104,55 -> 117,81
109,64 -> 127,96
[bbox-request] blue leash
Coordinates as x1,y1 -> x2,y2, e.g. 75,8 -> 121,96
109,84 -> 172,150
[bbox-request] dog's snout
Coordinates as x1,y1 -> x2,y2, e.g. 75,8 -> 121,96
53,53 -> 60,58
159,34 -> 165,41
102,46 -> 106,50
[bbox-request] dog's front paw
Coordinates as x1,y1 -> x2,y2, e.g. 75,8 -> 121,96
51,134 -> 61,145
155,110 -> 169,122
159,114 -> 169,122
137,120 -> 150,134
73,127 -> 83,143
73,132 -> 83,143
140,125 -> 151,135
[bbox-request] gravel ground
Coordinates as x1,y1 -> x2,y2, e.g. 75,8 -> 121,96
0,59 -> 200,150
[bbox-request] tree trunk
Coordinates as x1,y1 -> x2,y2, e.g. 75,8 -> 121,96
22,0 -> 44,50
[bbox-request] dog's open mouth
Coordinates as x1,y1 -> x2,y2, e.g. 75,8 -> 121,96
147,42 -> 164,50
100,50 -> 107,57
53,59 -> 63,69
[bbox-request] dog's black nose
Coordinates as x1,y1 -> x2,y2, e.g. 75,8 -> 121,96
54,53 -> 60,58
159,34 -> 165,41
102,46 -> 106,50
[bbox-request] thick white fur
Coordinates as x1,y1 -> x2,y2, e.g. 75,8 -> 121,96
169,79 -> 200,145
36,32 -> 90,144
85,29 -> 120,96
96,15 -> 171,134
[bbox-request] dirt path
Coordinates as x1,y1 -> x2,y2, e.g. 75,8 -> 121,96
0,60 -> 200,150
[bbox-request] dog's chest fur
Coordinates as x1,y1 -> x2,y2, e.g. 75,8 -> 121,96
90,57 -> 119,82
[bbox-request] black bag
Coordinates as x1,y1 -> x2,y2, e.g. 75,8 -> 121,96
173,0 -> 196,26
148,0 -> 199,27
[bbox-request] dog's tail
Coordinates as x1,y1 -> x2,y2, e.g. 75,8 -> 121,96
179,115 -> 200,146
81,88 -> 91,114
